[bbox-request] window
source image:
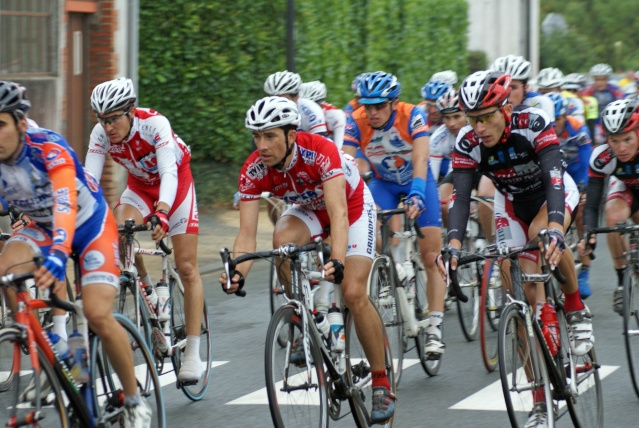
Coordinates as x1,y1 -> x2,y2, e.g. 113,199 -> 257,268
0,0 -> 58,75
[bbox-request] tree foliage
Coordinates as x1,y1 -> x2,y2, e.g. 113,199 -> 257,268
139,0 -> 469,162
540,0 -> 639,73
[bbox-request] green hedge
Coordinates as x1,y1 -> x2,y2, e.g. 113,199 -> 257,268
139,0 -> 469,162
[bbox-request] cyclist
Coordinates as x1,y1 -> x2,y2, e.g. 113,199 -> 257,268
489,55 -> 556,123
342,71 -> 448,358
85,77 -> 205,384
583,63 -> 624,144
580,99 -> 639,315
264,70 -> 327,135
0,81 -> 152,426
300,80 -> 346,149
419,79 -> 452,136
442,70 -> 594,427
220,96 -> 395,423
536,67 -> 564,95
562,73 -> 598,139
545,92 -> 593,298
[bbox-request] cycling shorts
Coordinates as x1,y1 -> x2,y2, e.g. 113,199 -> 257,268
282,186 -> 376,259
493,172 -> 579,263
117,166 -> 199,236
8,208 -> 120,289
368,169 -> 442,228
607,177 -> 639,215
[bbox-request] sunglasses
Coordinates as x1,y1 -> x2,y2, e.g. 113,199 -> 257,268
466,108 -> 501,125
363,101 -> 391,112
97,107 -> 132,126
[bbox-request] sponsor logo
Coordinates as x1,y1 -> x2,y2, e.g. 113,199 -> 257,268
246,160 -> 267,180
84,171 -> 100,192
549,167 -> 563,189
83,250 -> 106,271
46,148 -> 61,161
83,272 -> 118,285
20,228 -> 46,241
299,146 -> 317,165
54,188 -> 71,214
53,228 -> 67,245
48,158 -> 66,168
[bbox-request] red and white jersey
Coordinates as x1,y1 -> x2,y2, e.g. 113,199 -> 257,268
298,98 -> 328,135
86,108 -> 191,208
320,102 -> 346,149
238,132 -> 365,223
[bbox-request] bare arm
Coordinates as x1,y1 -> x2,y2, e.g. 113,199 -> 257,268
323,175 -> 348,265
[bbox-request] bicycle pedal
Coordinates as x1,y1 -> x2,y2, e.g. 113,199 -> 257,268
179,379 -> 199,387
426,353 -> 442,361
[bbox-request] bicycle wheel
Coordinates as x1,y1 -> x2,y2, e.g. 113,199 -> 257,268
265,304 -> 328,428
0,328 -> 68,427
412,259 -> 443,376
115,273 -> 152,347
498,304 -> 554,428
480,259 -> 503,372
367,256 -> 403,386
623,268 -> 639,398
345,300 -> 396,427
456,232 -> 480,341
553,306 -> 603,427
169,277 -> 212,401
90,313 -> 166,428
270,257 -> 287,315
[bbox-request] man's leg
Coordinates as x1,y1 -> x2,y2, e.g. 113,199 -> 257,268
171,233 -> 205,381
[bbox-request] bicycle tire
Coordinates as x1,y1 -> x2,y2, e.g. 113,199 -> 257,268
479,259 -> 503,372
345,299 -> 396,427
367,256 -> 404,386
169,277 -> 212,401
269,258 -> 289,347
498,304 -> 554,428
264,304 -> 328,428
0,328 -> 69,427
624,268 -> 639,399
0,291 -> 7,329
412,259 -> 443,376
455,220 -> 481,341
115,274 -> 152,347
90,313 -> 166,428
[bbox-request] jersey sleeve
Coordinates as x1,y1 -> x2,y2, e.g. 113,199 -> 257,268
84,123 -> 109,180
343,115 -> 362,149
148,115 -> 180,208
408,107 -> 429,140
42,141 -> 78,257
238,152 -> 268,202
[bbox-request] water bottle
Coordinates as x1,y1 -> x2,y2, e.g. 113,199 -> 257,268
314,280 -> 332,315
156,281 -> 170,322
314,310 -> 331,342
68,331 -> 90,383
540,302 -> 560,357
144,282 -> 158,314
327,303 -> 345,352
48,332 -> 73,370
69,299 -> 90,383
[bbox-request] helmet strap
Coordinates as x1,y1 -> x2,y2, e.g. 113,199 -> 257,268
275,128 -> 294,171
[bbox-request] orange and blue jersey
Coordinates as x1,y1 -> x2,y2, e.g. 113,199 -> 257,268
1,128 -> 109,259
344,99 -> 360,117
556,116 -> 592,190
344,102 -> 429,186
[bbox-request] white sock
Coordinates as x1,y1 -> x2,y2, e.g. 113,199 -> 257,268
185,335 -> 201,360
141,273 -> 153,288
52,315 -> 67,341
427,311 -> 444,337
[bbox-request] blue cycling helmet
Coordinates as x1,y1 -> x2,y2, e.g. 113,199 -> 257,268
357,72 -> 400,104
421,81 -> 452,101
545,92 -> 568,117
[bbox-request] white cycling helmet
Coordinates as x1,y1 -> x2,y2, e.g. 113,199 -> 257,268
90,77 -> 137,114
299,81 -> 327,103
562,73 -> 587,90
601,99 -> 639,134
435,89 -> 461,114
263,70 -> 302,96
430,70 -> 458,87
245,96 -> 301,131
590,63 -> 613,77
536,67 -> 564,89
490,55 -> 532,81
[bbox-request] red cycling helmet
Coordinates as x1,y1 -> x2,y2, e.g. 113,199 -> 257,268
459,70 -> 511,111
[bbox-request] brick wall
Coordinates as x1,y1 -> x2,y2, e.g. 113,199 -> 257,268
88,0 -> 119,207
